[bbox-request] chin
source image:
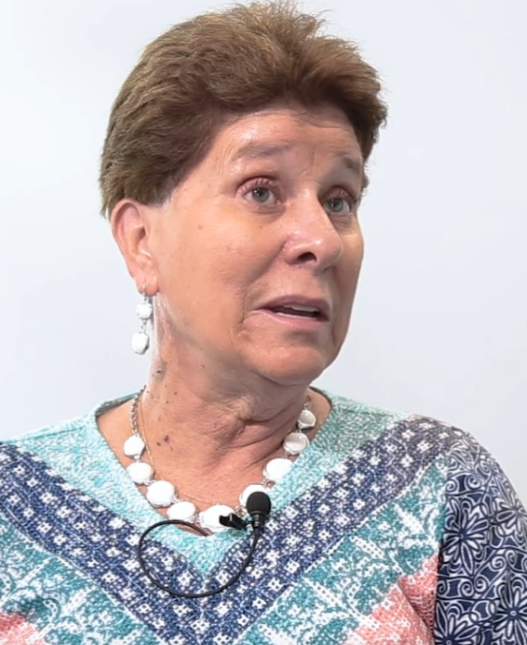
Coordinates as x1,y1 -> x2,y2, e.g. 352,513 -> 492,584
248,347 -> 334,386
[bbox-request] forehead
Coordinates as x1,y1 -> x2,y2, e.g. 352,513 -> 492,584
213,103 -> 363,173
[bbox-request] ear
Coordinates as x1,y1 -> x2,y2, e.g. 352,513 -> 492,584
110,199 -> 158,295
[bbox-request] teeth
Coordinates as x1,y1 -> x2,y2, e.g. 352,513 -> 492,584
272,304 -> 321,318
287,305 -> 319,313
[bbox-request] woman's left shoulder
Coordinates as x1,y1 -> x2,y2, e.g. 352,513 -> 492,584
319,392 -> 527,641
322,389 -> 484,464
324,390 -> 526,505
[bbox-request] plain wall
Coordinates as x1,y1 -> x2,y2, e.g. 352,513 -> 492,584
1,0 -> 526,500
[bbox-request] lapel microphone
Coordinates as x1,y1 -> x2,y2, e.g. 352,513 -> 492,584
246,490 -> 272,529
138,492 -> 272,598
220,491 -> 272,531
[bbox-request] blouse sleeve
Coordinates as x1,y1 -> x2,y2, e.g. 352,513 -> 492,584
434,435 -> 527,644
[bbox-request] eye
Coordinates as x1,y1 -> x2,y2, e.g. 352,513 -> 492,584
249,186 -> 276,204
242,178 -> 280,207
323,192 -> 357,216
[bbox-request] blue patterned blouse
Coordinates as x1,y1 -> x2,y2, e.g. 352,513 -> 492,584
0,392 -> 526,644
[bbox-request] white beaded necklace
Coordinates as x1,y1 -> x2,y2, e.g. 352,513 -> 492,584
123,389 -> 317,533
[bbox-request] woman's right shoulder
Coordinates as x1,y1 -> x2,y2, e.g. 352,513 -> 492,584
4,412 -> 94,448
3,393 -> 136,452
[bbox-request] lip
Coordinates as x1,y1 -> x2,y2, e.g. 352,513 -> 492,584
258,295 -> 331,321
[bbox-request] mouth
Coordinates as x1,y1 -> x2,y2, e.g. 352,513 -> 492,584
259,297 -> 330,322
265,304 -> 326,321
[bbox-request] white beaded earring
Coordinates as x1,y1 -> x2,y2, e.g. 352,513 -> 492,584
131,288 -> 153,355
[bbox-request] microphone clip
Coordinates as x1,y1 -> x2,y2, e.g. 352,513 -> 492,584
218,491 -> 272,532
219,513 -> 248,531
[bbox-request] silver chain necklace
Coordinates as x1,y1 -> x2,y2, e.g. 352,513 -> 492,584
123,388 -> 317,533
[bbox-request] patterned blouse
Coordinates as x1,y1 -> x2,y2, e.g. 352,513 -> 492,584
0,392 -> 526,644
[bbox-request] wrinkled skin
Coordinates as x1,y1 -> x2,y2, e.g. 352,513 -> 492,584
102,102 -> 365,511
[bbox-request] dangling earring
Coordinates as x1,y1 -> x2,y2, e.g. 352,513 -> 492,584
131,288 -> 153,355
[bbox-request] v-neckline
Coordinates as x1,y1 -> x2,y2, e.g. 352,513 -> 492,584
87,389 -> 342,572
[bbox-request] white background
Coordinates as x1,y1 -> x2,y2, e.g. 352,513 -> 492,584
1,0 -> 526,500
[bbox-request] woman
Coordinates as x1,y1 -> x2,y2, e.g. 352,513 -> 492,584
1,1 -> 526,643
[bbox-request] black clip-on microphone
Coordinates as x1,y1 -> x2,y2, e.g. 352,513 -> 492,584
137,491 -> 272,599
218,490 -> 271,531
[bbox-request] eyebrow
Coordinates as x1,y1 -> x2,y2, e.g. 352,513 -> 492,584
232,142 -> 363,176
232,142 -> 293,161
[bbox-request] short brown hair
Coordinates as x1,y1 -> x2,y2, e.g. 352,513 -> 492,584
99,1 -> 387,217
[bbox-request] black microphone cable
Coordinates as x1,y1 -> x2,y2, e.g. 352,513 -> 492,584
137,491 -> 272,599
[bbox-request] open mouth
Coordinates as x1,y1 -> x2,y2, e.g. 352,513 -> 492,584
267,305 -> 325,320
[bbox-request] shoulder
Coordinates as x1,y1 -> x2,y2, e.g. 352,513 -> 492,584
0,395 -> 136,471
0,408 -> 99,505
4,411 -> 95,450
322,388 -> 479,465
426,427 -> 527,641
3,393 -> 135,453
322,390 -> 526,516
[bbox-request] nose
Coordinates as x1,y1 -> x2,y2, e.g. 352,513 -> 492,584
282,195 -> 344,272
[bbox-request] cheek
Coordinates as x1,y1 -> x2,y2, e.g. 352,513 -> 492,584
340,229 -> 364,292
332,231 -> 364,335
158,219 -> 276,312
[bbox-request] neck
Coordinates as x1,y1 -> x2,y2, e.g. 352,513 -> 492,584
141,355 -> 313,479
96,343 -> 331,513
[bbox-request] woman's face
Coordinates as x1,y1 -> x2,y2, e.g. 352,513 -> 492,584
142,103 -> 364,386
